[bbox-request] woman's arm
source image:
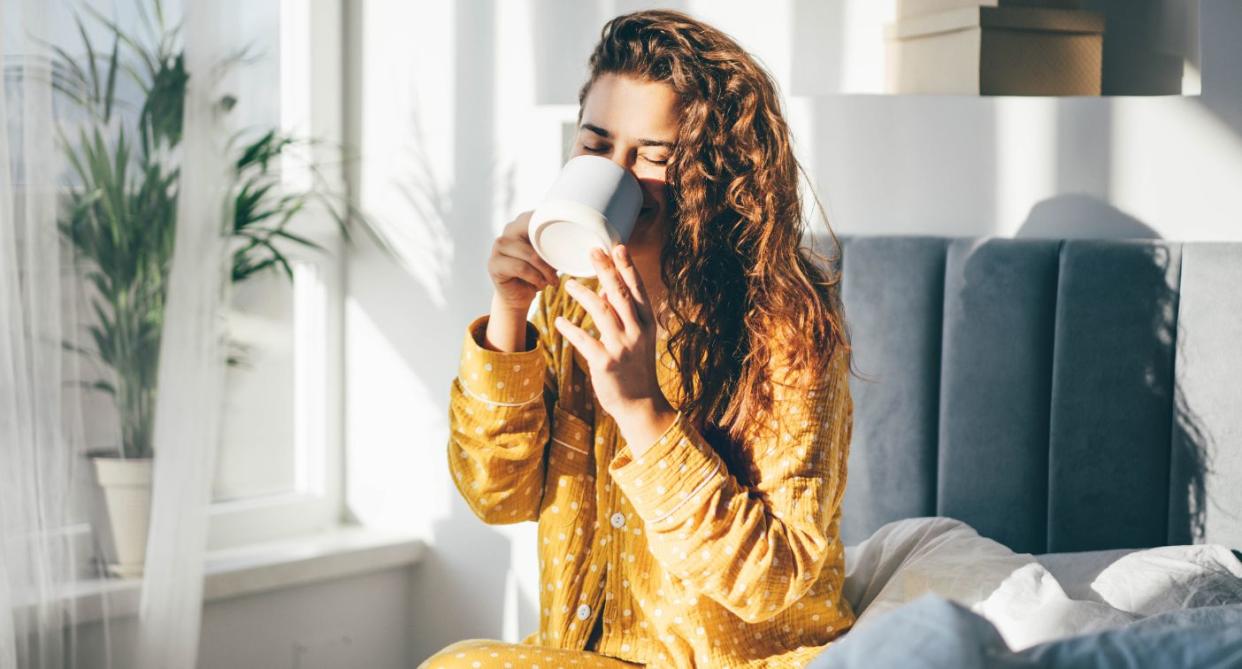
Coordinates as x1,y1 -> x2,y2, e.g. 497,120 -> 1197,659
607,350 -> 853,623
447,283 -> 562,524
482,292 -> 534,353
552,245 -> 852,622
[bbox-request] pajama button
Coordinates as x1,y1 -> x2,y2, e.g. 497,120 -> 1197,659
576,604 -> 592,620
610,512 -> 626,528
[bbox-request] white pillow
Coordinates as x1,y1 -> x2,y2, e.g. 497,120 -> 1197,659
843,517 -> 1137,651
1034,547 -> 1139,603
1081,544 -> 1242,616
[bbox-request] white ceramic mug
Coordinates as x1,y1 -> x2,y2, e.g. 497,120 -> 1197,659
528,155 -> 643,278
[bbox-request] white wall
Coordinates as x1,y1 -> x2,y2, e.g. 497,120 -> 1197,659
64,568 -> 413,669
791,0 -> 1240,242
340,0 -> 1242,663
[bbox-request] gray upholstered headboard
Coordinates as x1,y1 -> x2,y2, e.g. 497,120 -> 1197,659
835,236 -> 1241,554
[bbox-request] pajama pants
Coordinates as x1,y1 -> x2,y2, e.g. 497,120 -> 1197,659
419,639 -> 645,669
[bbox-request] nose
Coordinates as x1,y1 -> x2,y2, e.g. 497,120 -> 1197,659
604,147 -> 638,174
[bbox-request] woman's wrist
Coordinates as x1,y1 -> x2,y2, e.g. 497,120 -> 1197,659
614,397 -> 678,457
484,294 -> 533,352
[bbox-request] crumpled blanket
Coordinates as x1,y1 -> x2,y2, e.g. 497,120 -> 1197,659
805,517 -> 1242,668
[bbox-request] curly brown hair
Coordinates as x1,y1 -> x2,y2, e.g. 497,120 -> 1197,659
577,9 -> 854,446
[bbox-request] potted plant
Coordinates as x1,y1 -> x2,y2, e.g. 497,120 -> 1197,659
55,7 -> 388,577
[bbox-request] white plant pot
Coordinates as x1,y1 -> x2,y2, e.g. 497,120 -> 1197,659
91,456 -> 153,578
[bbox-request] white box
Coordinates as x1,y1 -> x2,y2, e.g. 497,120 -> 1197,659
885,6 -> 1105,95
897,0 -> 1084,20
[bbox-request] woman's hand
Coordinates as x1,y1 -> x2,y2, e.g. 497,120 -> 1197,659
554,244 -> 677,453
488,211 -> 560,312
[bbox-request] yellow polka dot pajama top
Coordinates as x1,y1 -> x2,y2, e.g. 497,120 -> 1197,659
433,274 -> 855,669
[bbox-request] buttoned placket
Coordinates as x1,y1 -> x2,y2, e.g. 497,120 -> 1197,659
585,388 -> 631,653
565,351 -> 608,652
598,412 -> 640,654
567,314 -> 647,655
573,502 -> 613,648
554,486 -> 604,651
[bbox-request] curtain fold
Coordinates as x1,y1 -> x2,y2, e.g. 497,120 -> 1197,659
134,0 -> 231,665
1,0 -> 82,666
1,0 -> 232,666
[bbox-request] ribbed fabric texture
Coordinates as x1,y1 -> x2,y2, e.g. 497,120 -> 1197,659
446,274 -> 855,668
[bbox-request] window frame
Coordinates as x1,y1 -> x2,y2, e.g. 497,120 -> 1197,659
205,0 -> 348,551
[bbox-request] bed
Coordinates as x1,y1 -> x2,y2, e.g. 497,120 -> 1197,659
807,236 -> 1242,667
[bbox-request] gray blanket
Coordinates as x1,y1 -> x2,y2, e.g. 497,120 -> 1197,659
806,593 -> 1242,669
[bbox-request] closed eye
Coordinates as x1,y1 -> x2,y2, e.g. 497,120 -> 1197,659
583,144 -> 667,165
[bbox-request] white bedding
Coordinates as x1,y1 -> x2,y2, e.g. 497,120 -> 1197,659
841,517 -> 1242,651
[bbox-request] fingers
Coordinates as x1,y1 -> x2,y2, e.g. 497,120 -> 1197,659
491,254 -> 551,290
611,244 -> 652,323
554,315 -> 606,365
564,278 -> 624,348
589,247 -> 641,333
495,236 -> 558,285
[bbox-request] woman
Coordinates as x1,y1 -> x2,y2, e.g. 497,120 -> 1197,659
424,9 -> 855,669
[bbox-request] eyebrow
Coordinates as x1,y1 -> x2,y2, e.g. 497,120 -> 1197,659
581,123 -> 676,149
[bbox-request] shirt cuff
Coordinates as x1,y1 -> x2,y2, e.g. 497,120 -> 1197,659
607,410 -> 730,526
457,314 -> 547,406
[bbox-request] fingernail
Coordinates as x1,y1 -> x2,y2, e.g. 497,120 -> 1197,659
591,247 -> 606,261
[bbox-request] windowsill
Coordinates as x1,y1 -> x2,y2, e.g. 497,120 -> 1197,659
23,525 -> 426,627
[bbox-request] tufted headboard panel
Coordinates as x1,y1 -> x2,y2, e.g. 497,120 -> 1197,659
835,236 -> 1242,554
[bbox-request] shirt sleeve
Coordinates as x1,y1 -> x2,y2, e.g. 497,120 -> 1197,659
447,282 -> 562,524
606,347 -> 853,623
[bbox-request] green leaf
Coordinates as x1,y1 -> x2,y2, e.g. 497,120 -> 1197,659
268,227 -> 324,252
71,379 -> 118,396
82,3 -> 158,80
75,15 -> 100,106
236,130 -> 278,170
103,33 -> 120,122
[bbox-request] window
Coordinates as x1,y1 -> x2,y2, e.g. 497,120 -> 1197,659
208,0 -> 346,550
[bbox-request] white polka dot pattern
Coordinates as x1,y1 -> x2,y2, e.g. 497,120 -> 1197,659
444,275 -> 856,668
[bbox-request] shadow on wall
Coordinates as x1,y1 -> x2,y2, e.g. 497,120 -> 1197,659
806,95 -> 1001,237
1198,0 -> 1242,138
833,225 -> 1212,551
1018,198 -> 1209,546
343,0 -> 529,663
1132,241 -> 1210,546
531,0 -> 690,106
1169,331 -> 1214,546
796,1 -> 1242,240
344,105 -> 520,669
1014,194 -> 1160,239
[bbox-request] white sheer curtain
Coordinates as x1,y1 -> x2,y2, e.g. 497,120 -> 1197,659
1,0 -> 232,666
1,0 -> 83,667
134,0 -> 231,666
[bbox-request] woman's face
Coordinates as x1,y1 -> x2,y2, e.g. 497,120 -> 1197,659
572,73 -> 679,256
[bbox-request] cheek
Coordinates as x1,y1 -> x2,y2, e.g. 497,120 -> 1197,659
641,184 -> 668,208
639,171 -> 670,202
655,181 -> 672,210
